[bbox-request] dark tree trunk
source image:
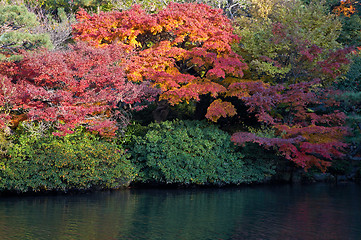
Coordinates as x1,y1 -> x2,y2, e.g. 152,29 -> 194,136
194,94 -> 212,120
152,100 -> 170,122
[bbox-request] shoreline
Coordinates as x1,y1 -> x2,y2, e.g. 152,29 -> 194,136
1,175 -> 359,197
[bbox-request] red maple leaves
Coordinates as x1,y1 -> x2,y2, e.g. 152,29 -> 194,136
0,3 -> 352,171
0,42 -> 157,136
230,80 -> 348,171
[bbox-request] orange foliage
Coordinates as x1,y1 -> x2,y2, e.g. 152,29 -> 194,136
333,0 -> 357,17
72,3 -> 247,120
10,114 -> 28,129
205,99 -> 237,122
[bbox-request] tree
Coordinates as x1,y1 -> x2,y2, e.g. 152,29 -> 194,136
333,0 -> 361,48
229,79 -> 348,171
229,0 -> 352,171
234,0 -> 348,84
0,4 -> 52,61
0,42 -> 157,136
328,0 -> 361,161
335,47 -> 361,161
73,3 -> 247,118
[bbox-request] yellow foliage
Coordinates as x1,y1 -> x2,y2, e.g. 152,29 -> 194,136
301,129 -> 345,144
250,0 -> 283,19
223,77 -> 245,86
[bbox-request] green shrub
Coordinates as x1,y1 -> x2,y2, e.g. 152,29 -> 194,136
0,128 -> 136,193
0,131 -> 11,158
131,120 -> 276,185
24,0 -> 114,13
121,121 -> 149,145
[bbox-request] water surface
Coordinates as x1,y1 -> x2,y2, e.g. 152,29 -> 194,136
1,183 -> 360,240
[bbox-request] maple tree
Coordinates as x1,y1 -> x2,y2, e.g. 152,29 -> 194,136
0,74 -> 23,129
229,80 -> 348,171
72,2 -> 247,118
0,1 -> 357,191
223,0 -> 352,171
0,42 -> 157,136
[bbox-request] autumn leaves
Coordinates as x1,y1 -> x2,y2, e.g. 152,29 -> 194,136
0,2 -> 354,171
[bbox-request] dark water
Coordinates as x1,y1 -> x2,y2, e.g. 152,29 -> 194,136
1,183 -> 361,240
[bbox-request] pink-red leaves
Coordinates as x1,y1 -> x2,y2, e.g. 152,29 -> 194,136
230,80 -> 348,171
1,42 -> 157,136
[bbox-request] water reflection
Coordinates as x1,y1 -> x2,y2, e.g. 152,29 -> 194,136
0,184 -> 360,240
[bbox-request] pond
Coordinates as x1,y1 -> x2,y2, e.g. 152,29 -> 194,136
1,183 -> 360,240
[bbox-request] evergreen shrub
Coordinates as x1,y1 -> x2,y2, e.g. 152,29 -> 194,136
131,120 -> 276,185
0,128 -> 135,193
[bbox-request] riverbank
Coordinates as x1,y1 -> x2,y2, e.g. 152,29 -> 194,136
1,170 -> 360,197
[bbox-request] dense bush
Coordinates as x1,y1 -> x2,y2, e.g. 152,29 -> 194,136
337,14 -> 361,48
131,120 -> 276,185
23,0 -> 114,13
0,128 -> 135,193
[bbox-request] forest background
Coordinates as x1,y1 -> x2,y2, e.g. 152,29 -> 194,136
0,0 -> 360,193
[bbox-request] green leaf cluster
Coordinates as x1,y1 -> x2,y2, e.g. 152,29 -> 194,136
131,120 -> 276,185
0,4 -> 52,60
0,128 -> 135,193
235,0 -> 342,83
